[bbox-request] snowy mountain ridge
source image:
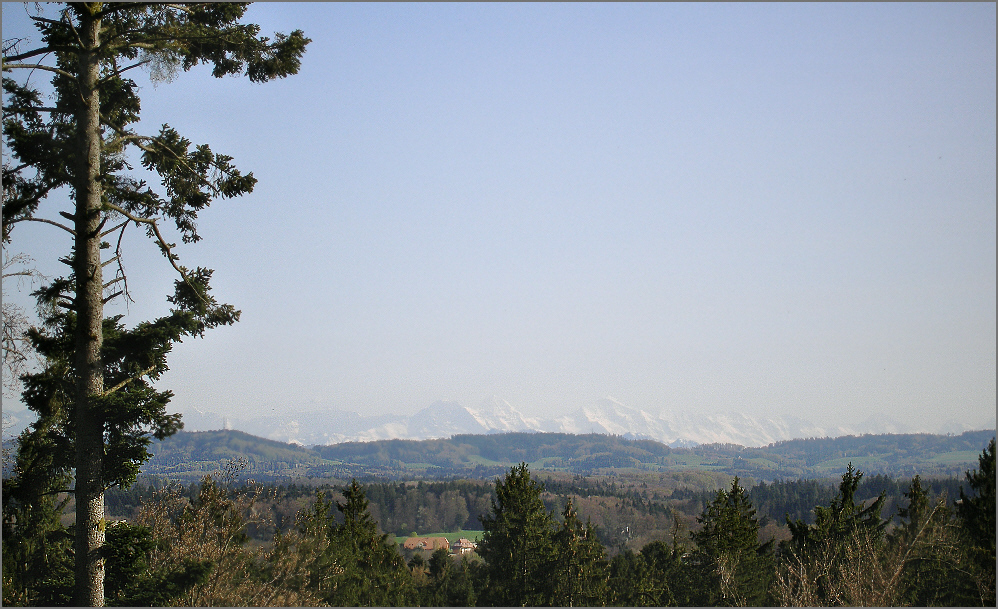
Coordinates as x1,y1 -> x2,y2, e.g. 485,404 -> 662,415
179,397 -> 990,449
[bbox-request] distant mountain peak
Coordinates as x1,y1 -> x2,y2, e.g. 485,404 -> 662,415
183,399 -> 985,449
465,396 -> 542,433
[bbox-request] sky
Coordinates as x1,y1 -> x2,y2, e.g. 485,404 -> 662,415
2,2 -> 995,434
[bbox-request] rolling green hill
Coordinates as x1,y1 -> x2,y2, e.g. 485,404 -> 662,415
138,428 -> 995,483
143,429 -> 322,481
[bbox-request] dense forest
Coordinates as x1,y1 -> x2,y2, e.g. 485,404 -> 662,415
100,459 -> 972,554
6,435 -> 993,605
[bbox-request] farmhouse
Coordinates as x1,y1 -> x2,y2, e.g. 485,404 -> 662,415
451,538 -> 477,554
402,536 -> 451,551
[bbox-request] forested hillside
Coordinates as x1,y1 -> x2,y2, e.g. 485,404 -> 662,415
142,430 -> 321,480
140,428 -> 996,482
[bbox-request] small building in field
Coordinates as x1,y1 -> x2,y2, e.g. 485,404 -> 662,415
451,538 -> 477,554
402,536 -> 451,551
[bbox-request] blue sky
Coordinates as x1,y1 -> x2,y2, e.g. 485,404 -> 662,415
2,2 -> 995,433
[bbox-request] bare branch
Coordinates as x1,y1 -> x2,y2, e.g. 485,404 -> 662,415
62,6 -> 86,52
122,42 -> 160,51
6,216 -> 76,236
99,220 -> 128,239
102,203 -> 207,305
2,45 -> 58,62
102,290 -> 123,304
2,301 -> 32,396
109,59 -> 150,77
102,131 -> 155,150
101,364 -> 158,397
101,365 -> 156,397
112,219 -> 134,305
0,63 -> 78,80
25,14 -> 69,29
162,4 -> 196,15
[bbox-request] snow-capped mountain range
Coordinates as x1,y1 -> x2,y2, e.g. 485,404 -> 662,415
180,396 -> 990,448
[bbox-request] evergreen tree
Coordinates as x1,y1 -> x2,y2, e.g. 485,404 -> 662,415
607,535 -> 699,608
691,477 -> 774,606
2,4 -> 308,603
896,474 -> 929,543
606,549 -> 658,607
300,480 -> 415,606
288,488 -> 339,600
957,437 -> 996,605
550,498 -> 608,606
102,522 -> 210,607
892,475 -> 979,607
18,275 -> 236,486
1,425 -> 74,606
779,464 -> 889,605
478,463 -> 555,606
640,537 -> 700,607
786,463 -> 886,553
2,275 -> 235,606
427,546 -> 450,580
419,547 -> 478,607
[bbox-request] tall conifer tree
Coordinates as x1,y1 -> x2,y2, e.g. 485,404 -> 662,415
692,477 -> 773,606
781,464 -> 888,604
550,498 -> 608,606
2,4 -> 308,604
478,463 -> 555,606
957,438 -> 996,605
297,481 -> 415,606
786,463 -> 887,553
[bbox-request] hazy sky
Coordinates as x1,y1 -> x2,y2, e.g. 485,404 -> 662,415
2,2 -> 995,433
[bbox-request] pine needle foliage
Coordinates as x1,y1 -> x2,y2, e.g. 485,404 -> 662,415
3,3 -> 309,603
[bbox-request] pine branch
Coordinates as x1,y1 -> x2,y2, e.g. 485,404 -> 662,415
2,106 -> 60,113
103,125 -> 233,199
96,2 -> 188,20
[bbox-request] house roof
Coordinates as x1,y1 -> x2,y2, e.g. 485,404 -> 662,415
402,536 -> 451,550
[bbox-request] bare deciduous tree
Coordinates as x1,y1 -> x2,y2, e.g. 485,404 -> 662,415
1,250 -> 43,399
135,474 -> 325,607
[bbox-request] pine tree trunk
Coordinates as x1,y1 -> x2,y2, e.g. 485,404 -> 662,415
72,5 -> 105,606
